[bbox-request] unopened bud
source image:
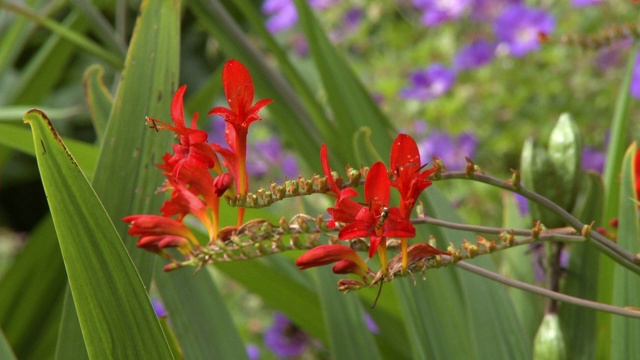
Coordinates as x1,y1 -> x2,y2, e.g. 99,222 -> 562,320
213,173 -> 234,197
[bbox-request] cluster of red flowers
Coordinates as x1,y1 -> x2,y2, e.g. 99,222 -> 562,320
295,134 -> 449,281
123,60 -> 271,264
123,59 -> 449,279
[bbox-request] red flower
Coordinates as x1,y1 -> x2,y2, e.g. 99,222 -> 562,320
296,244 -> 369,278
338,162 -> 415,258
147,85 -> 222,178
208,60 -> 272,225
389,134 -> 437,271
320,144 -> 362,228
123,215 -> 199,253
390,134 -> 436,219
208,60 -> 273,137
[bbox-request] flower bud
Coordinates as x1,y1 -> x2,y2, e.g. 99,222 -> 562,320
213,173 -> 234,197
533,313 -> 566,360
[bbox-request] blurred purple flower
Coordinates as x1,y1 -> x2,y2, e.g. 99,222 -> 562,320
247,137 -> 300,180
571,0 -> 602,7
630,49 -> 640,99
494,5 -> 555,57
414,0 -> 471,26
417,131 -> 477,170
264,312 -> 309,358
469,0 -> 521,21
343,7 -> 363,31
262,0 -> 298,33
262,0 -> 339,33
595,40 -> 632,71
453,39 -> 495,70
152,298 -> 167,318
246,344 -> 261,360
208,116 -> 227,147
581,147 -> 606,174
513,193 -> 529,216
400,64 -> 456,101
363,312 -> 380,334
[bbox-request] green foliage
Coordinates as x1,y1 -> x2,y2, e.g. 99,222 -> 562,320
0,1 -> 638,359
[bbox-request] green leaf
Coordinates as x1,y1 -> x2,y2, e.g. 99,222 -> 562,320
4,10 -> 89,105
215,257 -> 328,344
501,192 -> 545,341
56,0 -> 182,355
316,269 -> 382,360
0,216 -> 65,360
0,328 -> 16,360
599,42 -> 639,358
0,123 -> 98,179
560,172 -> 604,360
610,142 -> 640,358
23,109 -> 173,359
155,268 -> 249,360
82,64 -> 113,142
0,3 -> 123,69
294,0 -> 394,166
424,189 -> 530,358
547,113 -> 582,210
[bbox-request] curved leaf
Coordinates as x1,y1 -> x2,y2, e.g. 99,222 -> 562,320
24,109 -> 173,359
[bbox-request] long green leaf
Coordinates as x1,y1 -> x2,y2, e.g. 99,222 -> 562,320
560,172 -> 604,360
316,269 -> 382,360
425,188 -> 530,358
294,0 -> 394,166
0,123 -> 97,179
24,109 -> 173,358
56,0 -> 182,355
598,41 -> 639,358
155,268 -> 249,359
82,64 -> 113,141
0,216 -> 65,360
610,142 -> 640,358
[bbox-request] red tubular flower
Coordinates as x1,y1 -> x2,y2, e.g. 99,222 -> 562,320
390,134 -> 437,271
209,60 -> 273,225
123,215 -> 199,253
296,244 -> 369,276
635,148 -> 640,201
339,162 -> 415,267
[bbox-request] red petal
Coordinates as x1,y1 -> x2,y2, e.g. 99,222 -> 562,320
222,59 -> 254,117
364,162 -> 390,208
295,244 -> 367,271
321,144 -> 340,194
390,134 -> 421,172
170,85 -> 187,129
